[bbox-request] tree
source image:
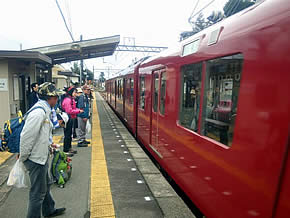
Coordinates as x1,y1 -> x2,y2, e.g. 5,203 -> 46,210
180,31 -> 198,41
223,0 -> 256,17
207,10 -> 224,25
70,62 -> 80,75
193,13 -> 208,32
183,11 -> 223,41
85,68 -> 94,81
99,72 -> 106,83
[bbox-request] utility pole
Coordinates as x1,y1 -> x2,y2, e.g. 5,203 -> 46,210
80,35 -> 83,85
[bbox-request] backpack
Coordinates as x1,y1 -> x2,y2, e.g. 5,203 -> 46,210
0,106 -> 45,153
58,94 -> 67,112
58,95 -> 74,115
51,150 -> 72,188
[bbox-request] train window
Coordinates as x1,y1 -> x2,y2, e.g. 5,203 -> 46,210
139,77 -> 145,110
160,72 -> 166,115
123,79 -> 126,100
129,78 -> 134,104
201,54 -> 243,147
179,62 -> 202,132
120,79 -> 123,100
183,39 -> 200,56
153,73 -> 159,112
117,80 -> 120,98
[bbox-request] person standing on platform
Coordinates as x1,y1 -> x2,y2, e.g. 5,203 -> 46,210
62,87 -> 83,156
20,82 -> 66,218
76,85 -> 90,147
28,83 -> 39,109
72,88 -> 82,140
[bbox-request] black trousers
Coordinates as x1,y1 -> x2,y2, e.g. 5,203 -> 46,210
72,118 -> 78,138
63,118 -> 74,152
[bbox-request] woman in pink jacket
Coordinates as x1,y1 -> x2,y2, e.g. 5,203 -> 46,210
62,87 -> 83,155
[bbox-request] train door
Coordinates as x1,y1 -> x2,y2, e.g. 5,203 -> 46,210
125,78 -> 131,122
114,80 -> 117,108
123,78 -> 126,118
109,82 -> 112,104
150,71 -> 161,157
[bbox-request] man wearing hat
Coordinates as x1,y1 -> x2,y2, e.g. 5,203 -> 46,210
19,82 -> 66,218
76,85 -> 91,147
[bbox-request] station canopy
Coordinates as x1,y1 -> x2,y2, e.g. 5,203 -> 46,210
0,50 -> 51,64
26,35 -> 120,64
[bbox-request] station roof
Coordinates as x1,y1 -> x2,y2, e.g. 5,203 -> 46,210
58,71 -> 80,78
0,50 -> 52,64
26,35 -> 120,64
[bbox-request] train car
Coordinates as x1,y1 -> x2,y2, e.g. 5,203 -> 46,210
106,59 -> 147,135
105,0 -> 290,217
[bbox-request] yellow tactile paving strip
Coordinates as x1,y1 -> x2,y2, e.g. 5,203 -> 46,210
52,136 -> 91,146
0,152 -> 13,165
90,92 -> 115,218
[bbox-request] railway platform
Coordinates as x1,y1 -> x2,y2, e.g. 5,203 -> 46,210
0,92 -> 194,218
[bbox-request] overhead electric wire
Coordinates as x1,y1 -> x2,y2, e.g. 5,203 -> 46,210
65,0 -> 73,33
55,0 -> 75,42
188,0 -> 215,25
188,0 -> 201,23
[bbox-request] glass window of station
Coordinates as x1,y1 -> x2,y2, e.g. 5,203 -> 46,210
179,62 -> 202,132
201,54 -> 243,147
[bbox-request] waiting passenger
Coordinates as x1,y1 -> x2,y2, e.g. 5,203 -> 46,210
62,87 -> 83,156
28,83 -> 39,109
20,82 -> 66,218
76,85 -> 91,147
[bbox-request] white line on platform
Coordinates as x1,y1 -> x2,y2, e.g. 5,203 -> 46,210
144,197 -> 152,201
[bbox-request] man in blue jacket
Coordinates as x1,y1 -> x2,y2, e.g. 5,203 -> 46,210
76,85 -> 91,147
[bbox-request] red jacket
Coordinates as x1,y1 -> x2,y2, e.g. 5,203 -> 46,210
62,96 -> 80,119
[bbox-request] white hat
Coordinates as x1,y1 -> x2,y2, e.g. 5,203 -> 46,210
57,112 -> 69,128
76,88 -> 83,93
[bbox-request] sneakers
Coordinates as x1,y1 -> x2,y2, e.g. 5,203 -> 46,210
83,140 -> 90,144
69,148 -> 77,154
77,142 -> 88,147
64,152 -> 74,157
44,208 -> 66,217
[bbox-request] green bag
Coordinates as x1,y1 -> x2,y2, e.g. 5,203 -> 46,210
51,150 -> 72,188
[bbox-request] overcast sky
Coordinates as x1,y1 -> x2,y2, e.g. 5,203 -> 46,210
0,0 -> 227,78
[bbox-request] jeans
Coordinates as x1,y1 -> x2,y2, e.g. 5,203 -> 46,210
23,159 -> 55,218
63,118 -> 73,152
77,117 -> 87,142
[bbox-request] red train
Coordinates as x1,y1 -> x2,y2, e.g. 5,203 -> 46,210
104,0 -> 290,217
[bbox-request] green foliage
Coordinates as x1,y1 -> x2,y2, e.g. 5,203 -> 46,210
184,0 -> 256,40
99,72 -> 106,83
85,68 -> 94,81
70,62 -> 80,75
194,13 -> 208,32
223,0 -> 255,17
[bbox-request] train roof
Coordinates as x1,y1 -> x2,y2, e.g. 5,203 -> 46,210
139,0 -> 270,69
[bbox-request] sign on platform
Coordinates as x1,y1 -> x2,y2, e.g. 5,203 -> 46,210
0,78 -> 8,91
